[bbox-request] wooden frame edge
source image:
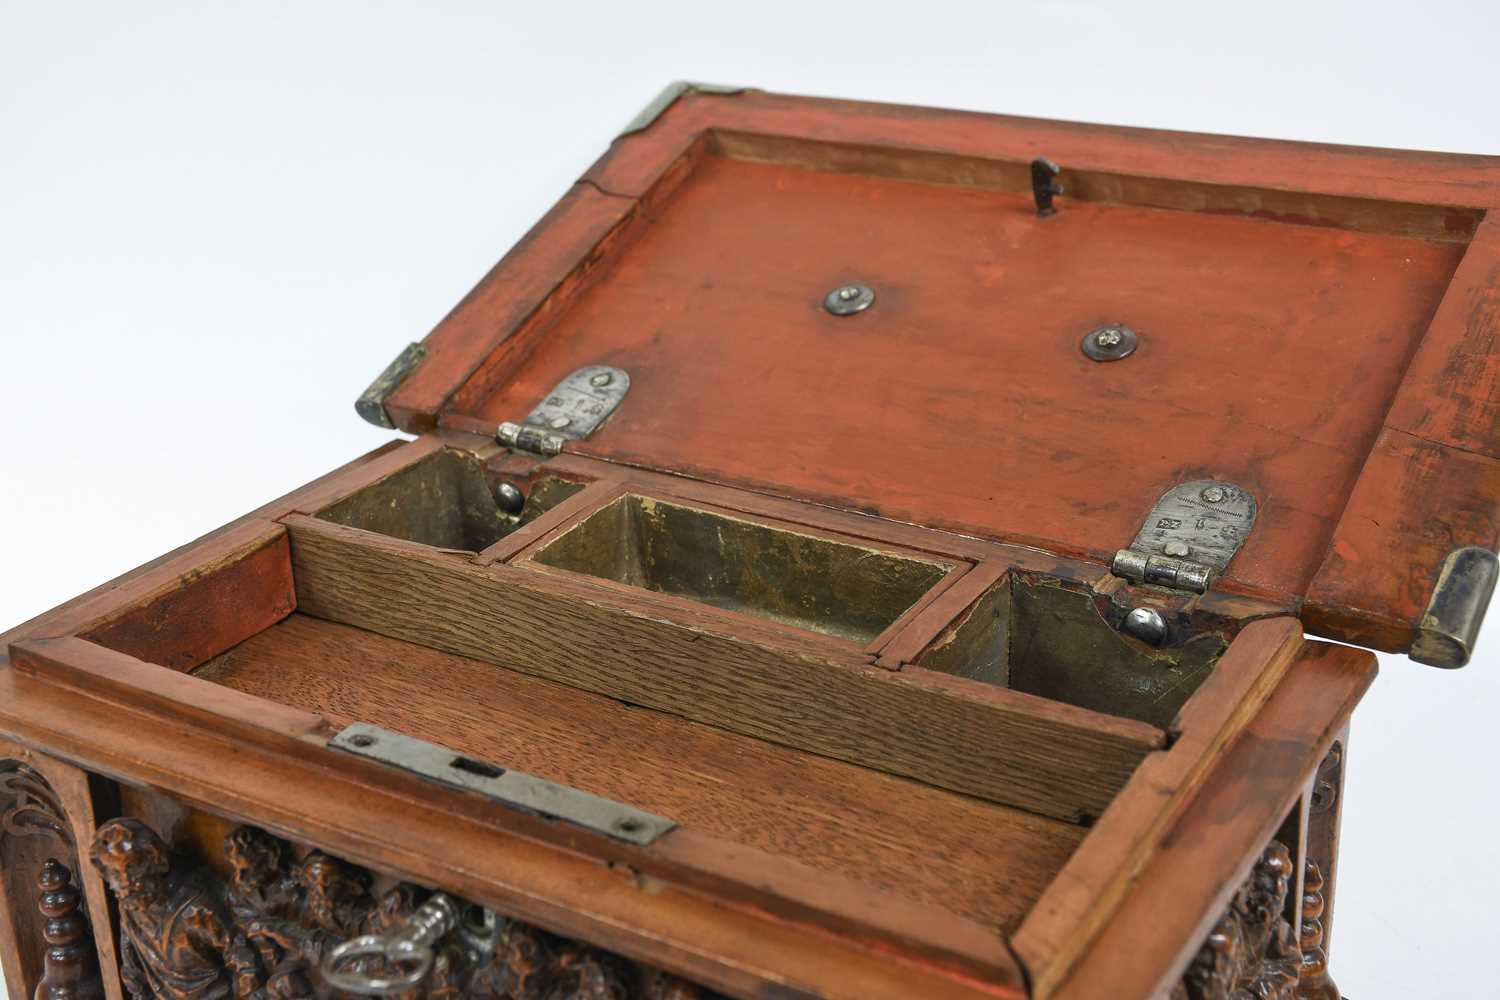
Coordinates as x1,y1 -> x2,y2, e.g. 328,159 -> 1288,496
1,637 -> 1026,999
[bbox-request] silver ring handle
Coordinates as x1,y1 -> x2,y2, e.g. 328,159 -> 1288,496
320,894 -> 459,995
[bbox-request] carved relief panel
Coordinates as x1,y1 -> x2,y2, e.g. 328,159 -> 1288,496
86,817 -> 720,1000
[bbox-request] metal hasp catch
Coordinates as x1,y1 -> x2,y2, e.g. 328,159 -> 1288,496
1111,480 -> 1258,594
495,365 -> 631,457
329,723 -> 675,845
1412,546 -> 1499,668
356,343 -> 427,429
1031,157 -> 1063,216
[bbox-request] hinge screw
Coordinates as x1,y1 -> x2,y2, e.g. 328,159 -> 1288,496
549,416 -> 573,430
589,372 -> 613,388
1200,486 -> 1227,504
824,282 -> 876,316
1081,324 -> 1139,361
1162,540 -> 1191,558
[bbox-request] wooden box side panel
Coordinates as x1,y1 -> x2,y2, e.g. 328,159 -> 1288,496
1042,642 -> 1374,999
80,528 -> 295,672
1,637 -> 1029,1000
1306,214 -> 1500,652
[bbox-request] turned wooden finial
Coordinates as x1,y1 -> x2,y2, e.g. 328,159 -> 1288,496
1296,861 -> 1340,1000
34,859 -> 104,1000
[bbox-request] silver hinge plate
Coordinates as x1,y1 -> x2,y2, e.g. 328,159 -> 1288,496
1111,480 -> 1257,594
497,365 -> 630,456
329,723 -> 675,846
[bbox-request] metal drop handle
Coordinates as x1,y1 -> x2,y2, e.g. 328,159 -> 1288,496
321,893 -> 460,995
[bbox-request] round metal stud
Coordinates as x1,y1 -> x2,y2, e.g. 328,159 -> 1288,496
1200,486 -> 1227,504
824,282 -> 875,316
1162,540 -> 1191,558
495,482 -> 525,515
589,372 -> 614,388
1081,324 -> 1139,362
548,415 -> 572,430
1122,607 -> 1168,646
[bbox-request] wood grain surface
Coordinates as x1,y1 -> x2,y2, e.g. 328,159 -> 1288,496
0,643 -> 1026,1000
461,152 -> 1463,610
1306,216 -> 1500,651
382,184 -> 637,432
284,513 -> 1163,822
82,528 -> 294,672
375,87 -> 1500,652
587,90 -> 1500,212
193,612 -> 1084,934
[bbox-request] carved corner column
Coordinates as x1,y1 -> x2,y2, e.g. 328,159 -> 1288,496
0,740 -> 122,1000
34,861 -> 103,1000
1175,733 -> 1351,1000
1296,736 -> 1345,1000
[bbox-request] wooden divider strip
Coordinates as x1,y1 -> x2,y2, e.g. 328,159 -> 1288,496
282,513 -> 1162,822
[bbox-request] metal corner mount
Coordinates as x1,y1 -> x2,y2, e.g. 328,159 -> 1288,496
355,342 -> 426,429
620,81 -> 748,137
1412,546 -> 1499,669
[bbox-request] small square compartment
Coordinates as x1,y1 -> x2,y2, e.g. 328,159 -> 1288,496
916,573 -> 1234,728
313,449 -> 587,553
525,493 -> 956,643
316,449 -> 509,552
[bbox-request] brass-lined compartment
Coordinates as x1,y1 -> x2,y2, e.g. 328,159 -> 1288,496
917,574 -> 1234,728
315,448 -> 586,554
524,493 -> 957,644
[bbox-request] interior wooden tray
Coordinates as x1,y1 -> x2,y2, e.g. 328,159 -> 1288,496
190,612 -> 1082,935
1,434 -> 1374,999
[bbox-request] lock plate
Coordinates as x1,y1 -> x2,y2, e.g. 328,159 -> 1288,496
329,723 -> 675,845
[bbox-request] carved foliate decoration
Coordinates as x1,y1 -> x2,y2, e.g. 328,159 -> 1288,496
89,819 -> 719,1000
1,763 -> 72,849
1173,840 -> 1302,1000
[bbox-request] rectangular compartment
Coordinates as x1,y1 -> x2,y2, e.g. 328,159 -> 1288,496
916,574 -> 1236,729
314,447 -> 588,552
525,492 -> 956,643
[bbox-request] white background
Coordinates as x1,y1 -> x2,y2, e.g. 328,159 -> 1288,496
3,3 -> 1498,997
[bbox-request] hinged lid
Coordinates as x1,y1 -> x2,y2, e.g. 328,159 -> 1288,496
359,85 -> 1500,665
